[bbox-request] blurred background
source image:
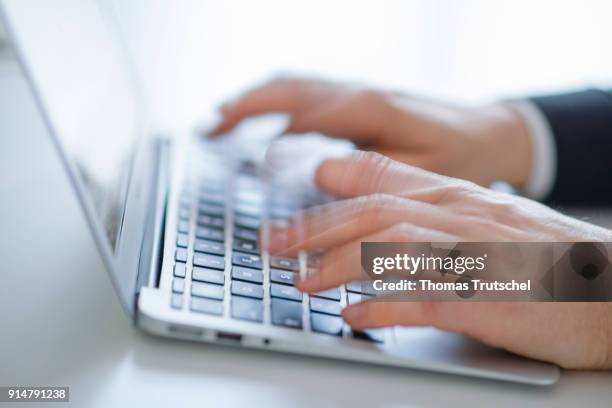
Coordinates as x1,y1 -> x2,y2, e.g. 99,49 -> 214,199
103,0 -> 612,131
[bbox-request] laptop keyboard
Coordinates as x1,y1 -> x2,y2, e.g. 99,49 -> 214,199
168,157 -> 384,343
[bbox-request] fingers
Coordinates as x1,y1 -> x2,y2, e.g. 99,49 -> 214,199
368,148 -> 440,174
342,301 -> 443,329
315,151 -> 458,199
211,78 -> 398,145
296,223 -> 459,293
267,193 -> 458,255
282,90 -> 396,144
341,301 -> 515,340
210,77 -> 337,136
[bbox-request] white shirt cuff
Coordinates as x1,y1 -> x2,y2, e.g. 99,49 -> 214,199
506,100 -> 557,200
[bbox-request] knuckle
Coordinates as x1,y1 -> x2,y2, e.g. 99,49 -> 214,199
488,199 -> 519,220
450,181 -> 477,196
358,193 -> 395,224
356,150 -> 389,168
353,151 -> 394,192
411,185 -> 449,204
470,216 -> 500,232
467,193 -> 520,224
438,181 -> 478,203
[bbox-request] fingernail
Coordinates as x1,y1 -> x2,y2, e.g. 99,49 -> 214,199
342,304 -> 366,322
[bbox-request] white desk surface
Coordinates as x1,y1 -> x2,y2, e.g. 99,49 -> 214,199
1,57 -> 611,408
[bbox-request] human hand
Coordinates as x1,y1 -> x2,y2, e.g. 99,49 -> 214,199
269,151 -> 612,369
211,77 -> 533,189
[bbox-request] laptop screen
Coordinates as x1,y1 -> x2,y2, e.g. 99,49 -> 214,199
2,0 -> 142,251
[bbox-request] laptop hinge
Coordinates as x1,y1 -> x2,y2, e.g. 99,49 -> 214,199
135,137 -> 171,304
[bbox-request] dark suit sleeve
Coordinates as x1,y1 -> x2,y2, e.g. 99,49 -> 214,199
529,89 -> 612,206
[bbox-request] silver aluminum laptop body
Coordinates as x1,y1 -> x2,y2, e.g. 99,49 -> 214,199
0,0 -> 560,386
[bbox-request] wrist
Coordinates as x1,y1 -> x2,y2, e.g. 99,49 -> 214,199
475,103 -> 532,188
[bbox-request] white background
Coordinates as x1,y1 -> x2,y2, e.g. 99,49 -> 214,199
110,0 -> 612,130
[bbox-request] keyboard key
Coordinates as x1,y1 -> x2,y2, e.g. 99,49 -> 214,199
191,281 -> 224,300
311,312 -> 343,336
269,218 -> 291,231
179,196 -> 191,208
346,281 -> 377,296
175,248 -> 188,263
234,174 -> 262,189
233,239 -> 259,254
176,233 -> 189,248
172,278 -> 185,294
270,269 -> 296,286
200,201 -> 226,212
271,298 -> 303,329
347,292 -> 372,304
234,190 -> 264,206
199,203 -> 225,217
231,281 -> 264,299
194,239 -> 225,256
192,267 -> 225,285
313,288 -> 341,301
195,227 -> 224,242
171,293 -> 183,309
234,203 -> 263,218
173,263 -> 186,278
232,266 -> 264,284
345,282 -> 361,293
178,208 -> 190,220
232,252 -> 262,270
310,297 -> 342,316
231,296 -> 263,323
197,214 -> 224,229
193,253 -> 225,270
353,329 -> 385,343
200,196 -> 225,207
270,256 -> 299,271
190,297 -> 223,316
177,221 -> 190,233
234,227 -> 258,241
200,186 -> 225,196
270,283 -> 302,302
199,186 -> 225,198
268,196 -> 297,209
235,215 -> 260,230
269,206 -> 293,220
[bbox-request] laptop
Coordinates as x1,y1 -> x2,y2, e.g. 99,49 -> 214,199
0,0 -> 560,385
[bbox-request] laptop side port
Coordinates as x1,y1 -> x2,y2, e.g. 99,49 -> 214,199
168,324 -> 204,338
216,331 -> 243,344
